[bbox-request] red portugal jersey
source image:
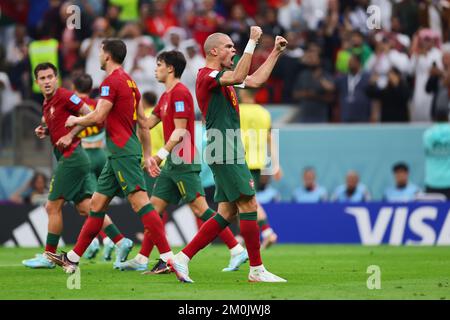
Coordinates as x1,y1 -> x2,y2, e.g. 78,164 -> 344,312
99,68 -> 142,158
153,82 -> 200,170
42,87 -> 84,158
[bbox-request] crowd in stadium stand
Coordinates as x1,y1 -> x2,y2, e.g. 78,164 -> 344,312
0,0 -> 450,123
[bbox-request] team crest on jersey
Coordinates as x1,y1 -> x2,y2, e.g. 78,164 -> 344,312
50,106 -> 55,117
162,103 -> 168,114
70,94 -> 81,105
175,101 -> 185,112
101,86 -> 110,96
249,179 -> 255,190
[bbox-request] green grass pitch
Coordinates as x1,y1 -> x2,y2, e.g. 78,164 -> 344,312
1,244 -> 450,300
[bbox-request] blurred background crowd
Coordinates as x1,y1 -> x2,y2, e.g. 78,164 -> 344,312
0,0 -> 450,123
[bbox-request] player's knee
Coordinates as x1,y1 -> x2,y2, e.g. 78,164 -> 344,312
45,202 -> 59,216
243,197 -> 258,212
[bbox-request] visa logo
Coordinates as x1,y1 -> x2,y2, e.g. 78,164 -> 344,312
346,206 -> 450,245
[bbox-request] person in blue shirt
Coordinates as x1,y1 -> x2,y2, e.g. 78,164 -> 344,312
292,167 -> 328,203
383,162 -> 420,202
332,170 -> 371,202
423,109 -> 450,199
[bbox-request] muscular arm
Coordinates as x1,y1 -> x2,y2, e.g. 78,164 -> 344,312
69,99 -> 113,127
137,101 -> 153,160
217,26 -> 263,87
67,104 -> 94,138
244,36 -> 287,89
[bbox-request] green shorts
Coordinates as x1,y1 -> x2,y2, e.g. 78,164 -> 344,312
96,155 -> 146,198
48,146 -> 95,204
85,148 -> 107,179
152,165 -> 204,205
210,163 -> 256,203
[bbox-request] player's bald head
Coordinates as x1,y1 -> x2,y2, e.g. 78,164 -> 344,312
204,33 -> 230,55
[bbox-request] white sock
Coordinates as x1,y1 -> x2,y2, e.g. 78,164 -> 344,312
175,251 -> 190,264
103,237 -> 113,246
67,250 -> 80,263
230,243 -> 244,256
250,264 -> 265,273
135,253 -> 149,264
160,251 -> 174,263
262,228 -> 274,239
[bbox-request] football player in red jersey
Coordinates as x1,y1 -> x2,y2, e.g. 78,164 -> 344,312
46,39 -> 174,274
23,63 -> 126,269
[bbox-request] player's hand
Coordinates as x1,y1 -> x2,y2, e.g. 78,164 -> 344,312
35,125 -> 48,139
249,26 -> 263,43
56,134 -> 73,150
145,156 -> 161,178
274,36 -> 288,52
65,115 -> 78,128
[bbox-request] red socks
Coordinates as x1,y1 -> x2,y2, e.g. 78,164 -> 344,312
182,213 -> 229,259
73,211 -> 105,257
240,212 -> 262,267
137,204 -> 171,254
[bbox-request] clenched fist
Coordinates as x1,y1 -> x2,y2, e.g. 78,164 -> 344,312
274,36 -> 288,52
249,26 -> 263,43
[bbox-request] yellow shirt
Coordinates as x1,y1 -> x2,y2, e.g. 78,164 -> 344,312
239,103 -> 272,170
145,108 -> 165,156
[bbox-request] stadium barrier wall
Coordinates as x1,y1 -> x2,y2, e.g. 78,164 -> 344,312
273,124 -> 429,201
2,202 -> 450,247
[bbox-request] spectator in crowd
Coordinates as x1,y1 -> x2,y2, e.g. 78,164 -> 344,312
426,43 -> 450,120
142,0 -> 178,38
300,0 -> 329,31
293,44 -> 335,122
129,35 -> 164,99
222,3 -> 254,54
272,31 -> 304,103
9,171 -> 48,206
108,0 -> 140,23
409,28 -> 443,121
292,167 -> 327,203
346,0 -> 370,35
105,4 -> 125,34
335,30 -> 373,74
277,0 -> 302,32
365,32 -> 410,89
260,6 -> 285,38
423,108 -> 450,199
256,175 -> 282,204
180,38 -> 206,112
392,0 -> 420,39
79,17 -> 115,89
332,171 -> 371,202
366,67 -> 410,122
161,26 -> 187,52
383,162 -> 420,202
335,54 -> 373,122
186,0 -> 225,54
